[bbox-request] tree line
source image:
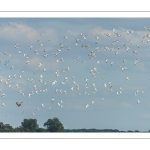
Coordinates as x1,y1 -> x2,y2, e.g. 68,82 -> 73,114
0,117 -> 147,132
0,117 -> 64,132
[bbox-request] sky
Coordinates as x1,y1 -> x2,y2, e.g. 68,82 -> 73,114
1,18 -> 150,131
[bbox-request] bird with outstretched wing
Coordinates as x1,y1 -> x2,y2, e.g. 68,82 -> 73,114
16,101 -> 23,107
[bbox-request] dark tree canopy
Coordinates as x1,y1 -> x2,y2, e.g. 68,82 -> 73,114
0,117 -> 145,132
43,117 -> 64,132
0,122 -> 13,132
36,128 -> 47,132
21,118 -> 39,132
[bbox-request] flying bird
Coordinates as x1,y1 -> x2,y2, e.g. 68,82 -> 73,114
16,102 -> 23,107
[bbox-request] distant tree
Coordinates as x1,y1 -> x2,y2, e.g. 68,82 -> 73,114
14,126 -> 30,132
3,124 -> 14,132
36,128 -> 47,132
21,118 -> 39,132
135,130 -> 139,132
14,127 -> 23,132
43,117 -> 64,132
0,122 -> 4,129
0,122 -> 14,132
127,130 -> 133,132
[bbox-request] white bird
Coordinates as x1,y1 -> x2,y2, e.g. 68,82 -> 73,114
101,98 -> 104,101
43,54 -> 48,58
85,104 -> 89,108
19,75 -> 22,79
104,33 -> 111,37
11,66 -> 14,69
70,87 -> 74,91
116,92 -> 120,96
104,83 -> 107,88
110,62 -> 114,66
41,103 -> 45,107
26,60 -> 29,64
52,98 -> 55,104
66,67 -> 70,71
34,50 -> 39,55
112,28 -> 116,32
141,91 -> 144,94
135,90 -> 139,96
52,80 -> 57,85
56,59 -> 59,63
15,84 -> 19,88
32,111 -> 36,115
61,82 -> 65,84
35,91 -> 39,94
64,77 -> 68,81
120,87 -> 123,91
59,89 -> 63,94
85,78 -> 88,82
15,43 -> 19,48
1,93 -> 6,97
137,100 -> 140,104
91,100 -> 94,104
40,75 -> 43,78
29,46 -> 33,50
44,49 -> 47,52
29,93 -> 32,97
64,36 -> 68,39
43,68 -> 47,72
121,67 -> 127,72
96,61 -> 100,64
36,107 -> 39,111
133,51 -> 137,54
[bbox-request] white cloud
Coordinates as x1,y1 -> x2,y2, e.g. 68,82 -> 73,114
0,22 -> 58,45
0,22 -> 38,42
66,30 -> 80,37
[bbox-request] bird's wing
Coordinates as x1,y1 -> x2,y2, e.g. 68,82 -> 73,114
16,102 -> 19,106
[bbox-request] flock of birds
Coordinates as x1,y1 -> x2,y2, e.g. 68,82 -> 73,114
1,26 -> 150,118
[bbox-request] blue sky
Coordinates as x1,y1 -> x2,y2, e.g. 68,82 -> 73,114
1,18 -> 150,131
